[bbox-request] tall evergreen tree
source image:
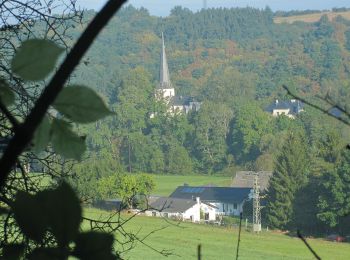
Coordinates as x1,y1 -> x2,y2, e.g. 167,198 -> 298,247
266,132 -> 309,229
317,150 -> 350,234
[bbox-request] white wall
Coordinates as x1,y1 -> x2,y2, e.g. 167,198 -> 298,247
209,202 -> 243,216
161,88 -> 175,98
200,203 -> 216,221
183,203 -> 200,222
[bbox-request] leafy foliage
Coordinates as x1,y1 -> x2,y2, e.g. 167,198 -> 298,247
12,182 -> 119,259
11,39 -> 63,81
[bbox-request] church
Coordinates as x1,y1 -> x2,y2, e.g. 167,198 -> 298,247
155,33 -> 201,114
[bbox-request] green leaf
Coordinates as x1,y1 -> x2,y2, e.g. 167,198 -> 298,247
51,118 -> 86,160
11,39 -> 63,81
0,78 -> 15,106
32,115 -> 51,153
2,244 -> 25,260
44,182 -> 82,247
73,232 -> 117,260
53,86 -> 113,123
12,192 -> 48,242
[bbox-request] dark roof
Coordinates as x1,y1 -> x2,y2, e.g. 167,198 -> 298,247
231,171 -> 273,191
171,95 -> 193,106
329,107 -> 343,118
149,197 -> 197,213
266,100 -> 304,115
170,186 -> 251,204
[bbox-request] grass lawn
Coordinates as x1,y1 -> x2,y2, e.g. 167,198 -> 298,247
150,174 -> 232,196
84,208 -> 350,260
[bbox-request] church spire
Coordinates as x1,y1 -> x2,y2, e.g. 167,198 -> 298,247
159,32 -> 172,88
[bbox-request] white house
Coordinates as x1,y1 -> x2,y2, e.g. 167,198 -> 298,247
266,99 -> 304,119
146,197 -> 216,222
169,186 -> 252,217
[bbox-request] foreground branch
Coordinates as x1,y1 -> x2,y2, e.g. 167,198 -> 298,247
283,85 -> 350,126
297,230 -> 321,260
0,0 -> 127,190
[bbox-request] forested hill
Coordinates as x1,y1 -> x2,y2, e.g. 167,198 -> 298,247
73,6 -> 350,100
69,5 -> 350,176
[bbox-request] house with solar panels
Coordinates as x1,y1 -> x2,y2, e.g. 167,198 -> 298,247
169,186 -> 252,217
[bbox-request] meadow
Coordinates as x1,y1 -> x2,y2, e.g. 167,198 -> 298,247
85,208 -> 350,260
150,174 -> 232,196
274,11 -> 350,24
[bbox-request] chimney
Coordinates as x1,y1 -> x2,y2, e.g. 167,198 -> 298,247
196,197 -> 200,205
275,99 -> 279,105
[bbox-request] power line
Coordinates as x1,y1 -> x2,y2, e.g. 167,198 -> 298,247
253,174 -> 262,233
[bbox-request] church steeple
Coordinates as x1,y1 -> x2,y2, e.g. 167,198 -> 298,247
159,32 -> 172,89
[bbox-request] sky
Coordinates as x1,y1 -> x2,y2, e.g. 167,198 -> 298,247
77,0 -> 350,16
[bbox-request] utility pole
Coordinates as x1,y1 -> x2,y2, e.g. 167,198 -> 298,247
253,174 -> 262,232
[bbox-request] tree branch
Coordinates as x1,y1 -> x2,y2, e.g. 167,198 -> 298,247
283,85 -> 350,126
0,0 -> 127,190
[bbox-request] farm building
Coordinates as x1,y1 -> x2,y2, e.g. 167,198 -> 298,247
146,197 -> 216,222
231,171 -> 273,191
169,186 -> 252,216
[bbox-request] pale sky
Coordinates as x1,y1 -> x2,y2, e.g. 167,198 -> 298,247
77,0 -> 350,16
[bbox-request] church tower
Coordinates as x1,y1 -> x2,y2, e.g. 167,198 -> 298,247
157,32 -> 175,99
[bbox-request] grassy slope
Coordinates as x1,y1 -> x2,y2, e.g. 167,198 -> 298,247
274,11 -> 350,24
151,175 -> 232,196
85,208 -> 350,260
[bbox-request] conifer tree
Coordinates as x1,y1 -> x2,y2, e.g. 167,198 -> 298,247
266,132 -> 309,229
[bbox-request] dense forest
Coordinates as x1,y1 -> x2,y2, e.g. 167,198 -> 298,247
64,6 -> 350,234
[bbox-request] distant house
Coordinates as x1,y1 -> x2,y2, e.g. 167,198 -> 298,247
266,99 -> 304,119
231,171 -> 273,191
169,186 -> 252,216
146,197 -> 216,222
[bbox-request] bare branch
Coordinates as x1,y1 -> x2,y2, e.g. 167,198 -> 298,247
0,0 -> 128,189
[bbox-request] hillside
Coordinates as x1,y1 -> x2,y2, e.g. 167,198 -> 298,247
69,6 -> 350,237
274,10 -> 350,24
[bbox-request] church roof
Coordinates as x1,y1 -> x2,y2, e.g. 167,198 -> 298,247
158,32 -> 172,89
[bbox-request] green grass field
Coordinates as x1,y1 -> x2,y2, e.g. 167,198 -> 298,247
85,208 -> 350,260
150,174 -> 232,196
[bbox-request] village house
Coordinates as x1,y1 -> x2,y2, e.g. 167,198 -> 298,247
169,186 -> 252,217
146,196 -> 216,222
266,99 -> 304,119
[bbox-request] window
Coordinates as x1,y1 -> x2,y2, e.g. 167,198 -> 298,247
233,203 -> 237,209
152,211 -> 156,217
164,213 -> 169,218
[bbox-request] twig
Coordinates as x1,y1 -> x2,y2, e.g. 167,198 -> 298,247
235,212 -> 243,260
297,230 -> 321,260
283,85 -> 350,126
0,100 -> 19,130
197,244 -> 202,260
0,0 -> 127,190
